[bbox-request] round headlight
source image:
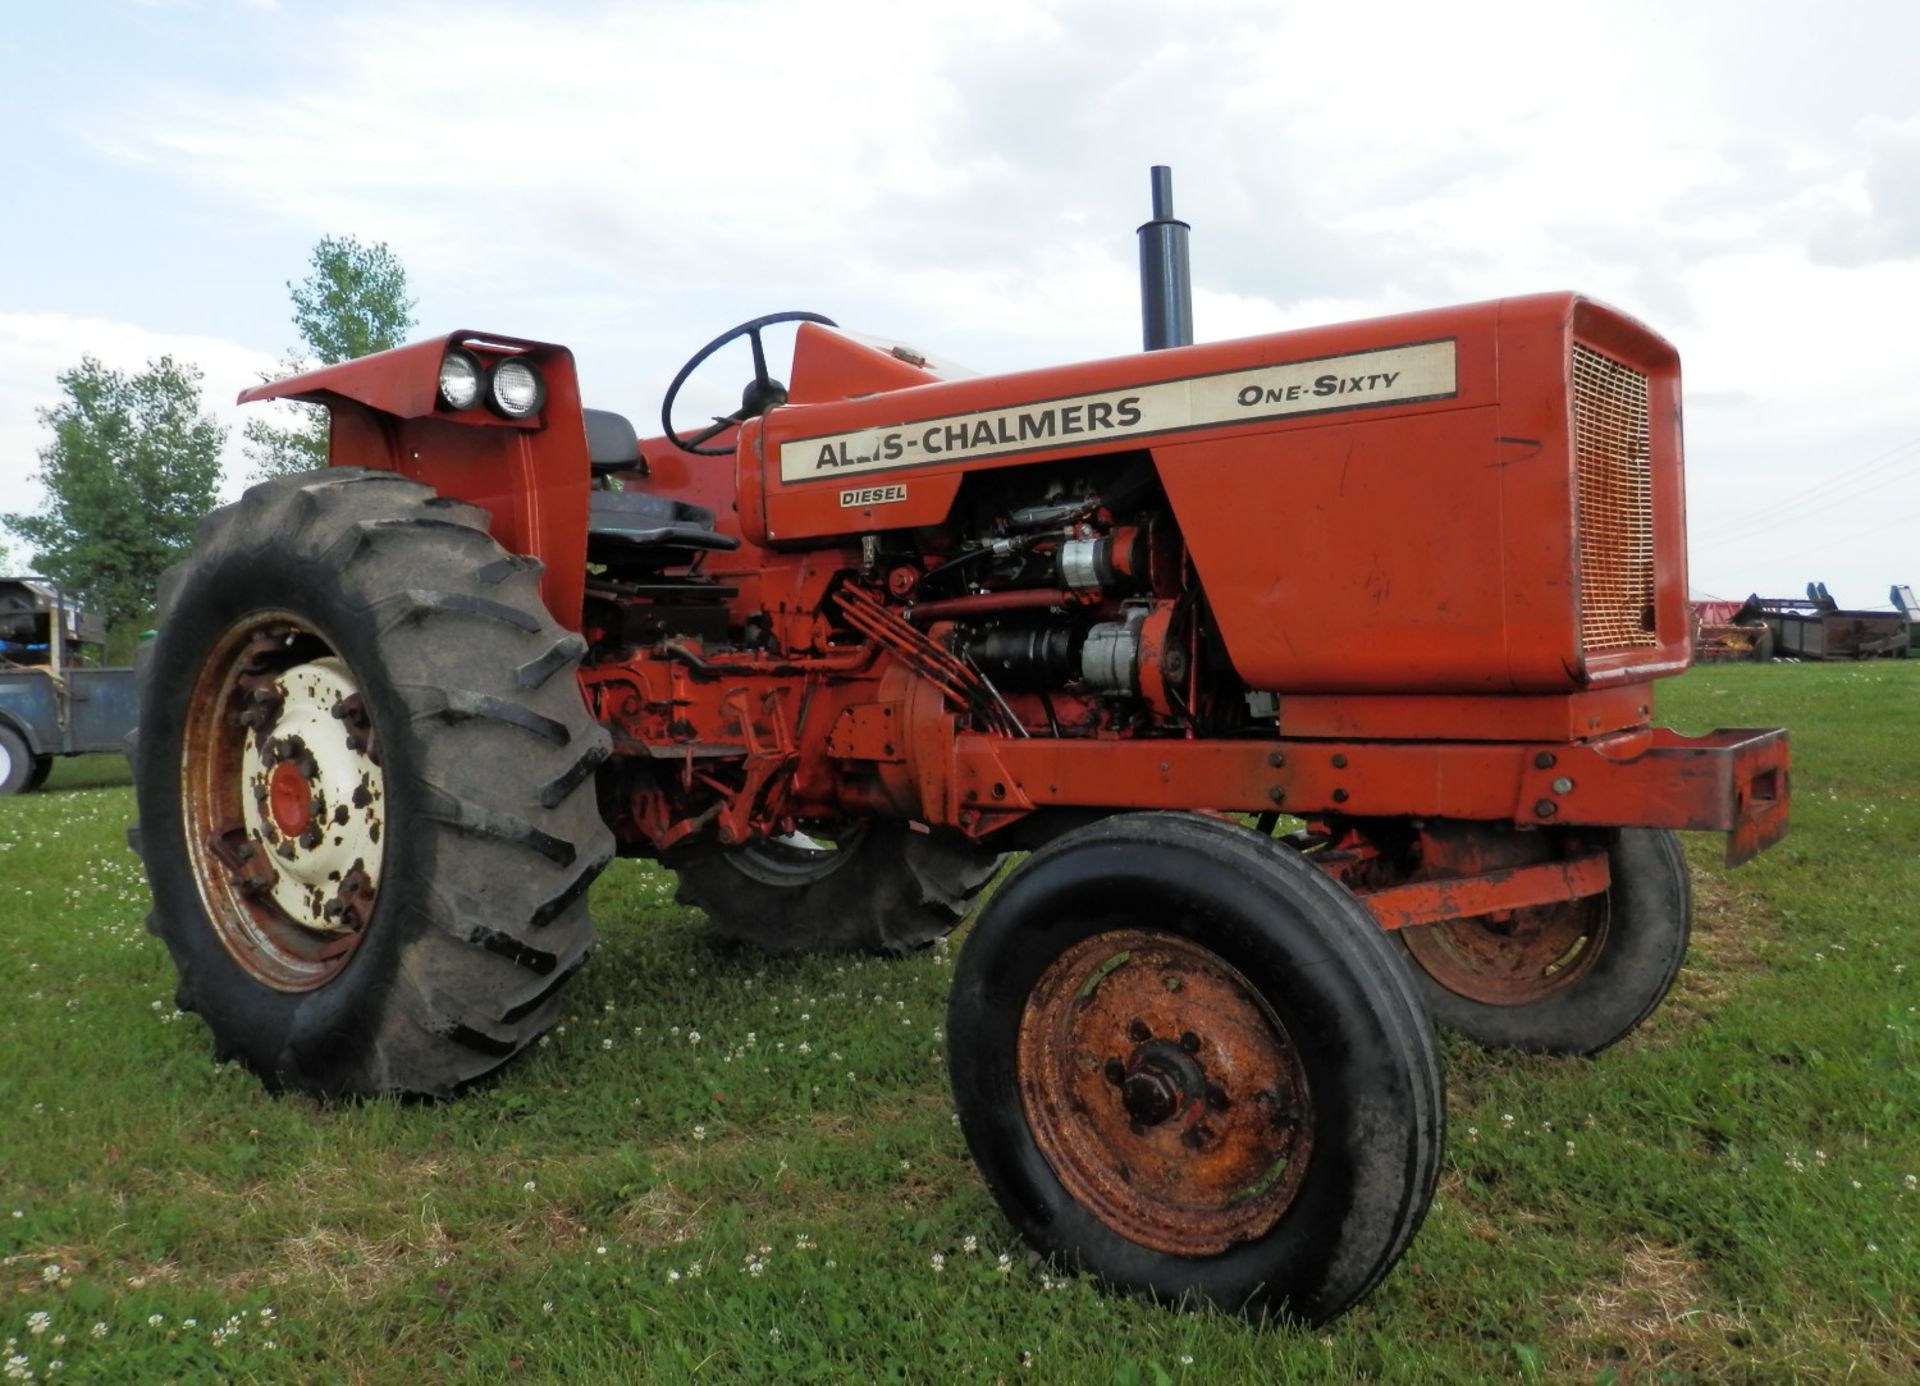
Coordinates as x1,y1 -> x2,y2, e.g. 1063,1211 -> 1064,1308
437,349 -> 483,411
488,358 -> 547,419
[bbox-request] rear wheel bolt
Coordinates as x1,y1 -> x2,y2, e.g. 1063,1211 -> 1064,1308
1127,1019 -> 1151,1043
1104,1058 -> 1126,1086
1179,1031 -> 1200,1053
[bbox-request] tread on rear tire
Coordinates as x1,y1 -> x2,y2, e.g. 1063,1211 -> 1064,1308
129,468 -> 613,1097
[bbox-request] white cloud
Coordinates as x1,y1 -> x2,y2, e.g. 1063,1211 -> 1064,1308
14,0 -> 1920,601
0,313 -> 275,544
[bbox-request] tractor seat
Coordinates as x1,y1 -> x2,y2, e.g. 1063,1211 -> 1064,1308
585,408 -> 642,473
587,488 -> 739,560
582,407 -> 739,563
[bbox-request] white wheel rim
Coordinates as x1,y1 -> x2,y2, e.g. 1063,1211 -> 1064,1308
238,657 -> 385,930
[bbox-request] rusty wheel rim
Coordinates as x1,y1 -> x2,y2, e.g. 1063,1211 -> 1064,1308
1017,929 -> 1314,1256
1400,895 -> 1609,1006
181,613 -> 387,993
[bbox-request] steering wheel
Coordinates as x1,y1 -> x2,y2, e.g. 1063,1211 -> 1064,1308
660,311 -> 838,456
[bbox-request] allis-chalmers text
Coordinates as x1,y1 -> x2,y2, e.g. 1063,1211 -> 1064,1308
778,339 -> 1457,484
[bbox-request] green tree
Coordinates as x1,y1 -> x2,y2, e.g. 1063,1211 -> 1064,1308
3,355 -> 226,627
244,235 -> 417,479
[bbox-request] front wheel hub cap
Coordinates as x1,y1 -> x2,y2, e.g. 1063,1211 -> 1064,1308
1017,929 -> 1315,1256
239,657 -> 384,931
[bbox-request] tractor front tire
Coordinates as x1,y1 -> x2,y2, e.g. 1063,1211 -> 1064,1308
129,469 -> 613,1097
948,813 -> 1443,1324
675,822 -> 1002,955
1396,828 -> 1691,1056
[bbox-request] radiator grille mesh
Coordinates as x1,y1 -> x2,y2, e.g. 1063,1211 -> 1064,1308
1572,344 -> 1657,652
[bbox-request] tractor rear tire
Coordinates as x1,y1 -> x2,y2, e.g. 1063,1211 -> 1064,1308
1396,828 -> 1691,1056
0,725 -> 32,795
948,813 -> 1443,1324
674,822 -> 1003,955
129,468 -> 614,1097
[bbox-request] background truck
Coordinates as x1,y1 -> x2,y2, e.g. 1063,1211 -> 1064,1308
0,577 -> 139,794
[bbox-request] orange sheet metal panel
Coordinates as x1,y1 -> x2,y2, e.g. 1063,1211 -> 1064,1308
241,333 -> 593,631
747,300 -> 1487,546
1155,294 -> 1688,694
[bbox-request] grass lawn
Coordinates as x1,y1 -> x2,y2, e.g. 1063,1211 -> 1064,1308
0,662 -> 1914,1382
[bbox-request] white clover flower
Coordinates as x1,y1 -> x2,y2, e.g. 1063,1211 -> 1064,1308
930,1253 -> 946,1273
543,1301 -> 556,1312
692,1124 -> 707,1142
601,1039 -> 613,1051
523,1180 -> 538,1192
39,1266 -> 58,1284
667,1270 -> 681,1283
962,1235 -> 978,1254
147,1315 -> 163,1328
25,1315 -> 49,1337
88,1326 -> 106,1341
596,1245 -> 608,1256
768,1328 -> 781,1341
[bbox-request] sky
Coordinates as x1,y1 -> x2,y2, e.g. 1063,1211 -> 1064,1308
2,0 -> 1916,608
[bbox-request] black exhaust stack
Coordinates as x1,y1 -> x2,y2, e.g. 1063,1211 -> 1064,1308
1137,165 -> 1193,351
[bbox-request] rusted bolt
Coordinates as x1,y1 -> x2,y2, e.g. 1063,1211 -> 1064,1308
1122,1070 -> 1181,1128
1552,776 -> 1575,795
1268,787 -> 1287,805
1331,753 -> 1348,769
1127,1019 -> 1152,1043
1179,1031 -> 1200,1054
1535,751 -> 1557,769
1534,799 -> 1558,818
1332,788 -> 1350,804
1267,750 -> 1286,768
1104,1058 -> 1126,1086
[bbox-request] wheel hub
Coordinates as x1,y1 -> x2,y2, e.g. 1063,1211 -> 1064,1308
1116,1039 -> 1206,1129
1400,895 -> 1607,1005
238,657 -> 385,934
1017,929 -> 1314,1256
183,618 -> 389,994
268,759 -> 313,838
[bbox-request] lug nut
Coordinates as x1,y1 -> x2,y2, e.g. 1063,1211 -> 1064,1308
1127,1019 -> 1152,1043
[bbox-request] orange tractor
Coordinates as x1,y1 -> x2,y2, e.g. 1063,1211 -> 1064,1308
129,171 -> 1787,1322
